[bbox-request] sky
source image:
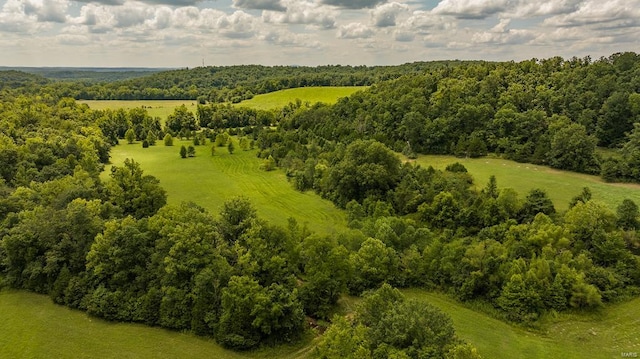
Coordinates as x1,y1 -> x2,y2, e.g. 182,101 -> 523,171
0,0 -> 639,67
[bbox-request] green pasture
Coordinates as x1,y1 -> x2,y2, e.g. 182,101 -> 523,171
413,155 -> 640,211
5,288 -> 636,359
402,289 -> 640,359
234,86 -> 367,110
0,290 -> 314,359
104,140 -> 347,235
79,100 -> 197,123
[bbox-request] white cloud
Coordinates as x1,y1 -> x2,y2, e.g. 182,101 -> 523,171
24,0 -> 69,23
370,2 -> 408,27
433,0 -> 510,20
471,18 -> 534,44
262,0 -> 336,29
260,28 -> 322,47
543,0 -> 640,27
233,0 -> 285,11
321,0 -> 386,10
337,22 -> 374,38
216,11 -> 259,39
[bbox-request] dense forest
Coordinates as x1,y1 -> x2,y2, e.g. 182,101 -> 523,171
1,53 -> 640,358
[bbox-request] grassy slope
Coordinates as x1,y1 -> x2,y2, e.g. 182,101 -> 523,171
105,140 -> 347,235
234,86 -> 367,110
5,288 -> 637,359
413,155 -> 640,211
403,289 -> 640,359
0,290 -> 312,359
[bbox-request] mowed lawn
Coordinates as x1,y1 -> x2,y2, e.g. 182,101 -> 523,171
413,155 -> 640,211
402,289 -> 640,359
0,290 -> 314,359
104,140 -> 347,235
79,100 -> 198,123
234,86 -> 367,110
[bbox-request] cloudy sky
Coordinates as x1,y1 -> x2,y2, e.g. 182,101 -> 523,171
0,0 -> 638,67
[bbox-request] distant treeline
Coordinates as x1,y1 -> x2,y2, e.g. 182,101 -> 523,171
32,61 -> 476,102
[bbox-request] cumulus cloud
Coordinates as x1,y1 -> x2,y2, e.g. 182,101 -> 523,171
397,10 -> 452,35
543,0 -> 640,27
370,2 -> 408,27
262,0 -> 336,29
337,22 -> 374,38
73,0 -> 203,5
261,29 -> 321,47
23,0 -> 69,23
321,0 -> 386,10
233,0 -> 285,11
471,18 -> 534,44
513,0 -> 584,17
432,0 -> 510,19
216,11 -> 259,39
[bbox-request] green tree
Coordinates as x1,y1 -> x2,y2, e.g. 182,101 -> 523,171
187,145 -> 196,157
518,188 -> 555,223
106,159 -> 167,219
163,133 -> 173,146
180,145 -> 187,158
124,128 -> 135,144
617,198 -> 639,230
324,140 -> 402,207
227,140 -> 235,154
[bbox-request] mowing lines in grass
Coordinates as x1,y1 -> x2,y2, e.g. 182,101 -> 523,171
105,140 -> 347,235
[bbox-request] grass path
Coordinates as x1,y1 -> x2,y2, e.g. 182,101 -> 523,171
105,140 -> 347,234
413,154 -> 640,211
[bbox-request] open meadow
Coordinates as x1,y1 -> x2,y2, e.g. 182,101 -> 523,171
104,140 -> 348,235
0,290 -> 314,359
3,288 -> 638,359
80,86 -> 367,122
233,86 -> 367,110
413,154 -> 640,211
78,99 -> 197,122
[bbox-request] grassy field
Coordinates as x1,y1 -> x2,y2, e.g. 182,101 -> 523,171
79,100 -> 197,122
80,86 -> 367,122
413,155 -> 640,211
5,288 -> 636,359
105,140 -> 347,235
0,290 -> 314,359
403,289 -> 640,359
234,86 -> 367,110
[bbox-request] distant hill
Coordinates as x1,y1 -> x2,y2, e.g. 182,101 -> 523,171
0,67 -> 170,83
0,70 -> 49,89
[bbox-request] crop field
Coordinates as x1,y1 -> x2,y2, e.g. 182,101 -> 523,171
233,86 -> 367,110
104,140 -> 348,235
413,155 -> 640,211
79,99 -> 197,123
0,290 -> 314,359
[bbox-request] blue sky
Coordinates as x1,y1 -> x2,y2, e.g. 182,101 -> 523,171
0,0 -> 638,67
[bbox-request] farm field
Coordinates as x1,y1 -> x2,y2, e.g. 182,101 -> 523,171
0,290 -> 313,359
234,86 -> 367,110
104,140 -> 348,235
78,99 -> 197,123
414,155 -> 640,211
3,288 -> 637,359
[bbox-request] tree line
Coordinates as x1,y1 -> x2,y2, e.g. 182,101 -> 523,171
258,52 -> 640,183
